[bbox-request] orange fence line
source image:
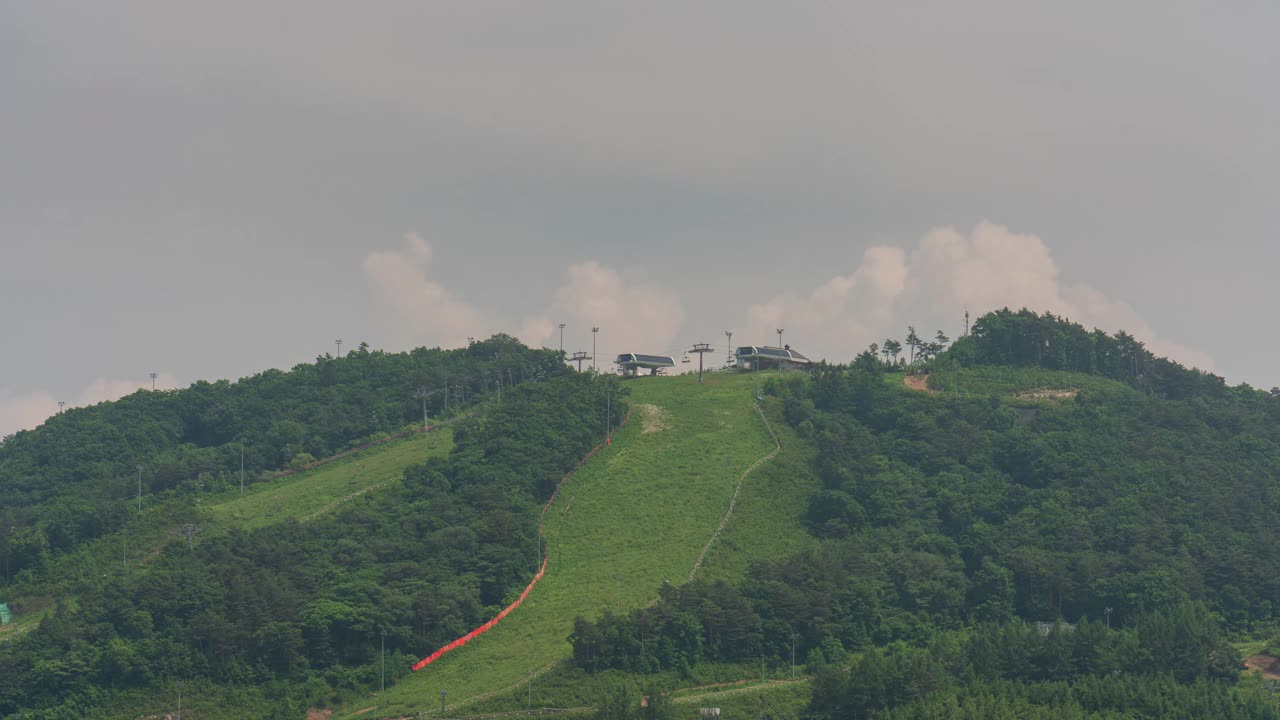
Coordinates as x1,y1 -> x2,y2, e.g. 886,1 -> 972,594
412,408 -> 632,672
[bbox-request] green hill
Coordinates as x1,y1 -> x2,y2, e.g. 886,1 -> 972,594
7,313 -> 1280,719
341,372 -> 783,718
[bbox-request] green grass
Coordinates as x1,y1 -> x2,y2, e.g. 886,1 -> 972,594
204,428 -> 454,529
923,365 -> 1136,400
699,398 -> 820,584
337,371 -> 789,719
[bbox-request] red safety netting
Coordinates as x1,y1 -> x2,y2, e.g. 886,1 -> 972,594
411,408 -> 631,672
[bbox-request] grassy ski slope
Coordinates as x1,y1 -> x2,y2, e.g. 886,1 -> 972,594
204,427 -> 454,529
339,372 -> 790,719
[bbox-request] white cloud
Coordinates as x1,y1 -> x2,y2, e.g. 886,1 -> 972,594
740,221 -> 1212,370
364,237 -> 686,369
363,233 -> 491,349
519,261 -> 686,363
0,373 -> 180,439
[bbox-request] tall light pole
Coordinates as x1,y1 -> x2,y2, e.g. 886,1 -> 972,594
414,386 -> 432,430
335,339 -> 342,358
725,331 -> 733,367
137,465 -> 143,512
591,327 -> 599,373
149,372 -> 157,391
57,401 -> 65,414
792,633 -> 798,678
558,323 -> 566,354
239,442 -> 245,495
776,328 -> 785,372
381,630 -> 386,692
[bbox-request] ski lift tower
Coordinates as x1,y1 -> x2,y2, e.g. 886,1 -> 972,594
688,343 -> 714,383
571,351 -> 592,373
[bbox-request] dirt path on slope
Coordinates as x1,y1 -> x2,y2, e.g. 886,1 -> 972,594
902,374 -> 933,392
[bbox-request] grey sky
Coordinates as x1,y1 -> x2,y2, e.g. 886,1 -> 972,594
3,2 -> 1277,435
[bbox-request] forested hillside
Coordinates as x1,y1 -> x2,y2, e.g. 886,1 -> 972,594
0,336 -> 625,719
0,334 -> 554,583
568,312 -> 1280,718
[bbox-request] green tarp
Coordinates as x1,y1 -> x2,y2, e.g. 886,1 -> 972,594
0,603 -> 11,625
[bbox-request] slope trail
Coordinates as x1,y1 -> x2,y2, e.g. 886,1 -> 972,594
344,373 -> 776,719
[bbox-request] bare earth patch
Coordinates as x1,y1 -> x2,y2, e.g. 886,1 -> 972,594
903,374 -> 934,392
1015,389 -> 1078,400
306,709 -> 333,720
1245,654 -> 1280,680
638,404 -> 672,433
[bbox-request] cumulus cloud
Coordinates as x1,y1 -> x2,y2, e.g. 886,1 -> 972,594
519,261 -> 685,362
363,233 -> 491,349
0,373 -> 180,439
364,236 -> 686,368
740,221 -> 1211,370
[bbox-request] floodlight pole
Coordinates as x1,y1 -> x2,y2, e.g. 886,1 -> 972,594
58,401 -> 65,414
381,630 -> 386,692
725,331 -> 733,367
776,329 -> 785,372
729,456 -> 734,508
240,441 -> 245,495
335,339 -> 342,358
415,386 -> 431,430
137,465 -> 143,512
150,372 -> 157,391
558,323 -> 566,354
591,327 -> 599,373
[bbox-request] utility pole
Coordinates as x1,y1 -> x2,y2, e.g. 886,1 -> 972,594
725,330 -> 733,367
964,308 -> 970,336
1105,607 -> 1113,629
792,633 -> 797,678
606,387 -> 611,438
558,323 -> 566,354
591,327 -> 599,373
616,575 -> 621,612
415,386 -> 432,430
137,465 -> 143,512
443,371 -> 449,414
335,339 -> 342,358
441,690 -> 447,714
729,456 -> 734,508
149,372 -> 157,391
177,683 -> 182,720
239,441 -> 245,495
689,343 -> 713,383
381,630 -> 386,692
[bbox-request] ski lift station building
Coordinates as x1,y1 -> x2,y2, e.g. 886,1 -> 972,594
615,353 -> 676,376
735,345 -> 813,371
